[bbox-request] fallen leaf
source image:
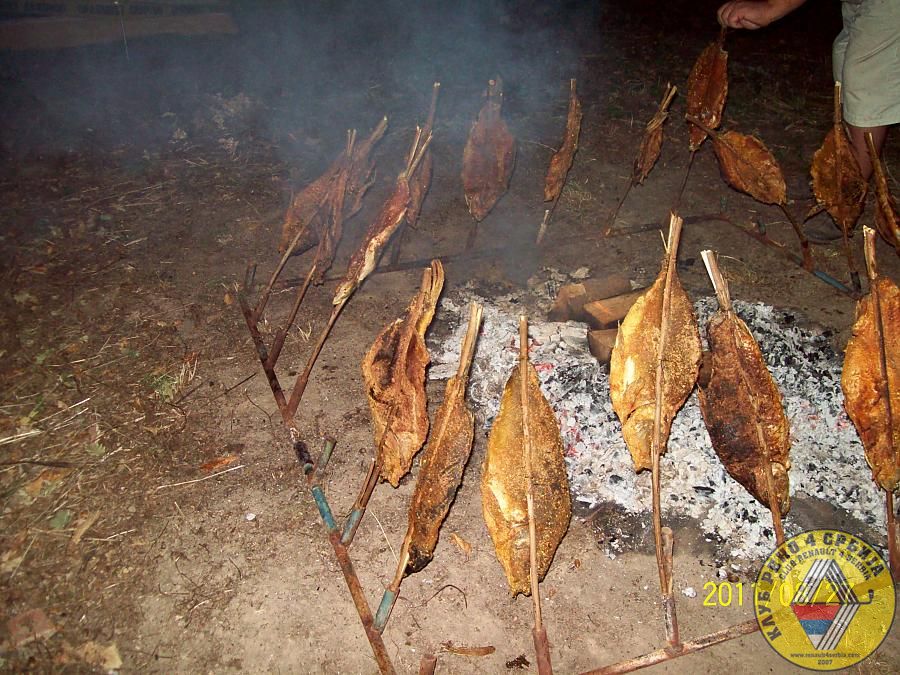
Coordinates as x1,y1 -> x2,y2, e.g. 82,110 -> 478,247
74,641 -> 122,670
24,468 -> 72,497
6,609 -> 56,647
13,290 -> 37,306
49,509 -> 73,530
68,511 -> 100,552
200,454 -> 239,473
223,291 -> 234,306
449,532 -> 473,559
84,442 -> 107,457
441,641 -> 495,657
506,654 -> 531,669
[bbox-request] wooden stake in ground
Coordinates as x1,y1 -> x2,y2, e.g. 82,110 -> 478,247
686,116 -> 813,271
605,84 -> 676,234
679,29 -> 728,209
866,132 -> 900,255
810,82 -> 867,290
285,129 -> 432,420
609,213 -> 700,646
841,227 -> 900,580
482,316 -> 571,673
697,250 -> 791,545
538,78 -> 582,244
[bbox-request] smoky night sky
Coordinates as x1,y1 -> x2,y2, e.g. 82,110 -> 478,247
0,0 -> 840,166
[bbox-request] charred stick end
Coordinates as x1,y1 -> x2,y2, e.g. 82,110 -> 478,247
418,654 -> 438,675
532,626 -> 554,675
887,490 -> 899,583
661,527 -> 680,647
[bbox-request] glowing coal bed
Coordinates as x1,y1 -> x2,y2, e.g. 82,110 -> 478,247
428,281 -> 885,564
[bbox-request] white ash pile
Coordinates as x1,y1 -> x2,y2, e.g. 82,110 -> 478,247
429,286 -> 884,561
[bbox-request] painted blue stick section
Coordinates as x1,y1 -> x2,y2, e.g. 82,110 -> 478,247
341,509 -> 363,545
318,437 -> 337,474
373,589 -> 397,633
311,486 -> 337,532
813,270 -> 854,295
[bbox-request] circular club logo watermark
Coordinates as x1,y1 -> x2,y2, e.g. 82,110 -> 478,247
754,529 -> 895,671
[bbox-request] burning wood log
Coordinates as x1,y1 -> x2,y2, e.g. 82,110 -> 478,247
866,132 -> 900,256
362,261 -> 445,487
285,128 -> 432,420
810,82 -> 867,290
462,78 -> 516,243
539,79 -> 583,244
373,303 -> 482,631
482,316 -> 571,674
697,250 -> 790,545
547,275 -> 633,323
583,289 -> 647,329
686,117 -> 813,271
609,213 -> 700,646
841,228 -> 899,579
679,31 -> 727,209
587,328 -> 618,364
605,84 -> 676,234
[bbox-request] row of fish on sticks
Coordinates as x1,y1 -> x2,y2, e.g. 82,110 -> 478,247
360,211 -> 899,611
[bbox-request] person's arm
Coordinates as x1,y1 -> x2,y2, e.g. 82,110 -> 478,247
717,0 -> 808,30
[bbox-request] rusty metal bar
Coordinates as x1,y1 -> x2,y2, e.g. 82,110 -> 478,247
237,290 -> 292,426
296,440 -> 396,674
580,619 -> 759,675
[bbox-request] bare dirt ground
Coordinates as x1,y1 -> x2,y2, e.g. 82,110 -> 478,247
1,1 -> 898,672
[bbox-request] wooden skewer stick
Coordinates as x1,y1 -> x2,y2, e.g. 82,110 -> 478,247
862,227 -> 899,580
833,83 -> 862,293
605,84 -> 677,235
650,214 -> 682,647
700,250 -> 786,546
286,300 -> 346,420
580,619 -> 759,675
520,316 -> 553,675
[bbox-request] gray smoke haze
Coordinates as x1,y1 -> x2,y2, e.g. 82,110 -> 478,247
0,1 -> 602,162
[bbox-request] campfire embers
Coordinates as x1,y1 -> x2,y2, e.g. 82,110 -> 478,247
429,282 -> 887,563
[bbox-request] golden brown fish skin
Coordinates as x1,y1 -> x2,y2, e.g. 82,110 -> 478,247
698,313 -> 791,514
462,79 -> 516,222
685,37 -> 728,152
482,363 -> 571,596
333,176 -> 411,307
405,394 -> 474,572
362,262 -> 444,487
401,302 -> 480,574
842,278 -> 900,491
609,267 -> 701,472
711,131 -> 787,206
543,79 -> 582,203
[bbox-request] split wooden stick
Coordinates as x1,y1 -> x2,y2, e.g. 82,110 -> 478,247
650,218 -> 682,647
519,316 -> 553,674
862,229 -> 899,580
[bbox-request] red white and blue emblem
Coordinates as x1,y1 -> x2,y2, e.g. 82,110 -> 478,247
789,558 -> 873,651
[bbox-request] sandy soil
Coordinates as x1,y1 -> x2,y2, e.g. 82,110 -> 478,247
1,1 -> 898,672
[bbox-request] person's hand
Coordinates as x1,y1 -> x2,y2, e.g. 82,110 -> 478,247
717,1 -> 781,30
